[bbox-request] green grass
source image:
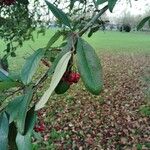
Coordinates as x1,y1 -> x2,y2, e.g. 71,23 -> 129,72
85,31 -> 150,54
0,29 -> 150,71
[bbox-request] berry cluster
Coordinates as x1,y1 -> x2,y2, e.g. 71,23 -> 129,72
0,0 -> 16,5
62,71 -> 80,85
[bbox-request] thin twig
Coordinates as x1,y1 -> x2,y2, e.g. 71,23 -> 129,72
79,5 -> 108,36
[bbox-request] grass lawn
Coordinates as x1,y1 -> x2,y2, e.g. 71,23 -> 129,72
0,29 -> 150,71
85,31 -> 150,54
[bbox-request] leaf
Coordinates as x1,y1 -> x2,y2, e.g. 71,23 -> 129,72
76,38 -> 103,95
137,16 -> 150,30
0,69 -> 9,81
24,107 -> 36,135
8,122 -> 17,150
0,81 -> 21,91
47,35 -> 73,76
16,132 -> 32,150
16,88 -> 33,134
70,0 -> 78,9
6,96 -> 23,123
46,31 -> 62,49
16,107 -> 36,150
108,0 -> 118,12
149,19 -> 150,28
21,48 -> 45,85
0,112 -> 9,150
35,51 -> 72,111
45,0 -> 71,28
17,0 -> 29,5
96,0 -> 107,5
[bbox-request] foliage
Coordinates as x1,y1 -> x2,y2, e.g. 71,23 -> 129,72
137,16 -> 150,30
0,0 -> 117,149
119,24 -> 131,32
0,0 -> 148,149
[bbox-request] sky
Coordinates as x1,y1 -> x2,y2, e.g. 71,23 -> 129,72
29,0 -> 150,22
107,0 -> 150,17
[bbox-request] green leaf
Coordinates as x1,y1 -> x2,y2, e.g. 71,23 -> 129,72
137,16 -> 150,30
16,88 -> 33,134
76,38 -> 103,95
21,48 -> 45,85
96,0 -> 107,5
70,0 -> 78,9
47,35 -> 73,76
17,0 -> 29,5
0,81 -> 21,91
35,51 -> 72,111
24,107 -> 36,135
149,19 -> 150,28
108,0 -> 118,12
46,31 -> 62,49
16,132 -> 32,150
16,107 -> 36,150
0,112 -> 9,150
0,69 -> 9,81
6,96 -> 23,123
8,122 -> 17,150
45,0 -> 71,28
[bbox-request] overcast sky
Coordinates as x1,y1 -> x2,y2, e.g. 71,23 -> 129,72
107,0 -> 150,17
32,0 -> 150,22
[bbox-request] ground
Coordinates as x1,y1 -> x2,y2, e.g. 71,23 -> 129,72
34,52 -> 150,150
0,30 -> 150,149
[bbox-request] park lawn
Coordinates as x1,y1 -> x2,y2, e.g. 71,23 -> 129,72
85,31 -> 150,54
0,29 -> 150,71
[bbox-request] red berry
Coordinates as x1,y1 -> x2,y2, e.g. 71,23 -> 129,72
67,72 -> 76,83
61,71 -> 80,84
73,73 -> 80,83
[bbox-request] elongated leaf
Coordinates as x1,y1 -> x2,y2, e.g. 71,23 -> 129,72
0,81 -> 21,91
35,51 -> 72,111
96,0 -> 107,5
16,132 -> 32,150
6,96 -> 23,123
21,48 -> 45,85
47,35 -> 73,76
137,16 -> 150,30
70,0 -> 78,9
16,107 -> 36,150
149,19 -> 150,28
46,31 -> 62,49
108,0 -> 118,12
8,122 -> 17,150
76,38 -> 103,95
16,88 -> 33,134
0,69 -> 9,81
24,107 -> 36,135
45,0 -> 71,28
0,112 -> 9,150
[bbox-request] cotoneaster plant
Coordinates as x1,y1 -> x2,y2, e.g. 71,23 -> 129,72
0,0 -> 120,149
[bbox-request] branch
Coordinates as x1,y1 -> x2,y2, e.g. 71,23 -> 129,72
79,5 -> 108,36
34,70 -> 49,88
